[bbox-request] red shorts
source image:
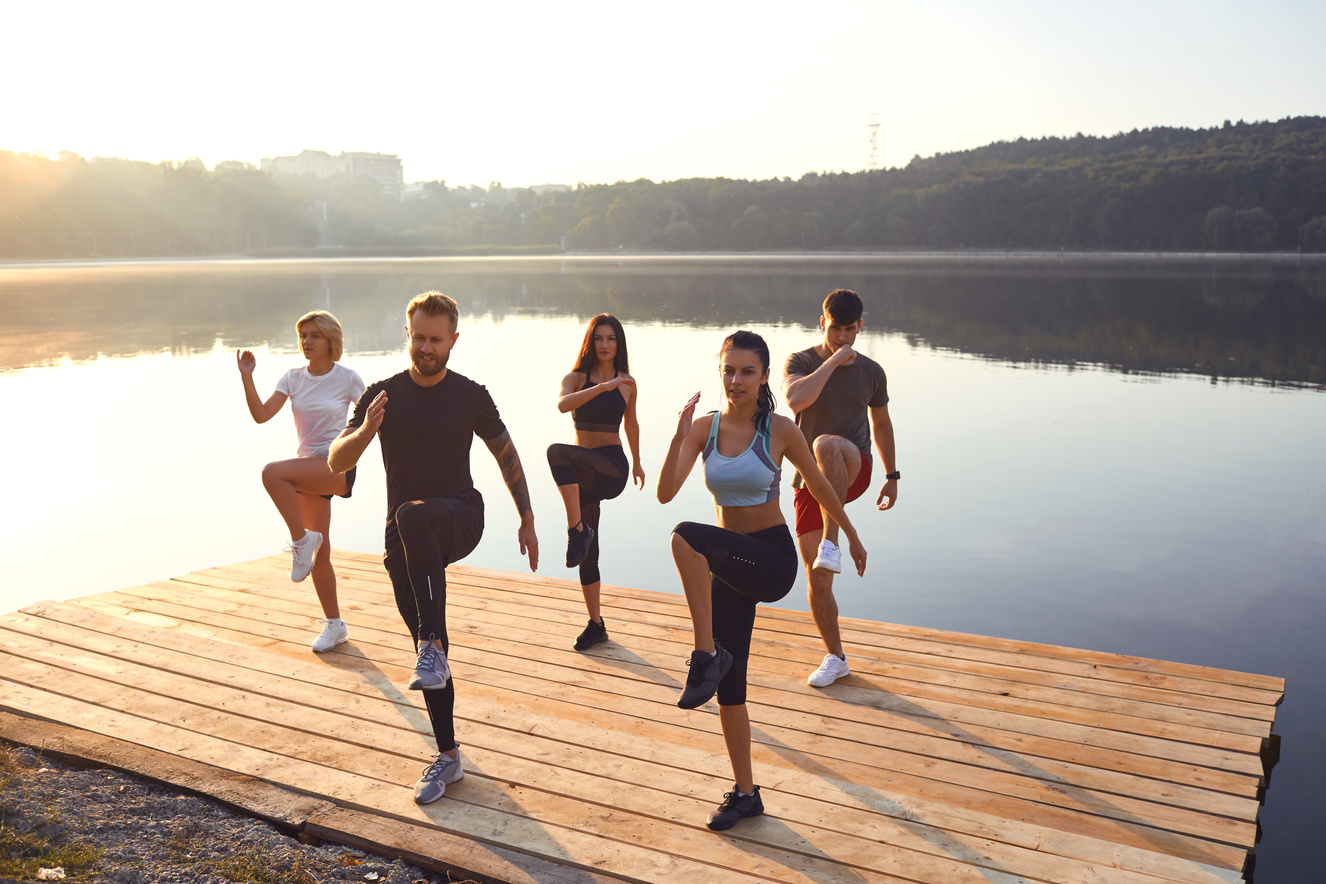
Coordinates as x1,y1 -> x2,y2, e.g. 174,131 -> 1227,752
793,450 -> 872,537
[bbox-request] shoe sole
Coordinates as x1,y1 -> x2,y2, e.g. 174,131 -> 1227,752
291,533 -> 325,583
311,635 -> 348,653
573,632 -> 609,651
811,558 -> 841,574
566,526 -> 596,568
678,649 -> 734,709
808,669 -> 850,688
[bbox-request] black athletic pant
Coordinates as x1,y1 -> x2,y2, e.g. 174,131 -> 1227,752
671,521 -> 798,706
384,495 -> 484,752
547,443 -> 629,585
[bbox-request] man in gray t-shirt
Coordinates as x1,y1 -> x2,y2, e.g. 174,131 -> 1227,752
783,289 -> 899,688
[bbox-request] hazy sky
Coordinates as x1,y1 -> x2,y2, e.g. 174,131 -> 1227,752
6,1 -> 1324,188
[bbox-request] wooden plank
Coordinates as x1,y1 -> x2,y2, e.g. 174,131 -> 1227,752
4,552 -> 1277,884
77,583 -> 1272,763
0,616 -> 1247,884
188,564 -> 1278,730
432,560 -> 1284,696
0,612 -> 1257,858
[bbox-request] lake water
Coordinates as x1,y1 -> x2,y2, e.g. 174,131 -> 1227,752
2,254 -> 1323,881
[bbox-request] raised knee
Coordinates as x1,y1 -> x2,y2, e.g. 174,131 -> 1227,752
393,500 -> 424,530
670,529 -> 700,560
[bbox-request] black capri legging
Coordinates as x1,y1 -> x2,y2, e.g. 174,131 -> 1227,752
672,521 -> 798,706
548,443 -> 629,585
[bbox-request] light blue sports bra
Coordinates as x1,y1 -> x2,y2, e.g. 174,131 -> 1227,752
702,413 -> 781,506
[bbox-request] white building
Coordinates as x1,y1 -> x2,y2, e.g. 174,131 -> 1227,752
261,150 -> 404,201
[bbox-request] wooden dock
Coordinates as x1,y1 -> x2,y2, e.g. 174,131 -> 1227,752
0,552 -> 1283,884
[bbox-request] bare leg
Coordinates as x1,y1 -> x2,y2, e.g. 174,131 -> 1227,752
582,580 -> 601,622
719,704 -> 754,794
556,483 -> 583,530
799,532 -> 844,658
811,435 -> 861,546
262,456 -> 348,541
297,493 -> 339,619
671,532 -> 714,652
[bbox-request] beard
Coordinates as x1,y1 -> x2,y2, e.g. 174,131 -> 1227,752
411,351 -> 448,377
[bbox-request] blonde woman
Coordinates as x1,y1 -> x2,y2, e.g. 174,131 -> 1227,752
237,310 -> 365,652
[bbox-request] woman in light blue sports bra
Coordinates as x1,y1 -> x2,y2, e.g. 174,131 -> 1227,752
657,330 -> 868,831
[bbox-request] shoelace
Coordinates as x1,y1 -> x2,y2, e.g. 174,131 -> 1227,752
421,754 -> 450,780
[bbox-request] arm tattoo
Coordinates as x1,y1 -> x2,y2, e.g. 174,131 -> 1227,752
485,431 -> 533,518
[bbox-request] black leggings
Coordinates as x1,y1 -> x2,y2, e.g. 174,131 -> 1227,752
547,443 -> 629,585
671,521 -> 798,706
384,495 -> 484,752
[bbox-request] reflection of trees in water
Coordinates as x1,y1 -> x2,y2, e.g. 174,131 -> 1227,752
2,259 -> 1324,388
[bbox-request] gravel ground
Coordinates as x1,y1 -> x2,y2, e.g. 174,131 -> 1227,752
1,744 -> 474,884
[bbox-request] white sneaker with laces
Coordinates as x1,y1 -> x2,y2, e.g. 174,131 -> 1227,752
811,539 -> 841,573
311,618 -> 348,652
807,653 -> 850,687
287,530 -> 324,582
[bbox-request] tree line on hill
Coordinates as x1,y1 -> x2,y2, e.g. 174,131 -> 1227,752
3,116 -> 1325,259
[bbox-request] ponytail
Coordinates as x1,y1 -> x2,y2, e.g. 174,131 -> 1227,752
720,329 -> 777,429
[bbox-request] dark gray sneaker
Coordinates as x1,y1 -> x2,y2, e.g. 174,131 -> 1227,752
408,640 -> 450,690
413,750 -> 464,804
566,523 -> 595,567
573,617 -> 608,651
677,643 -> 733,709
707,785 -> 764,830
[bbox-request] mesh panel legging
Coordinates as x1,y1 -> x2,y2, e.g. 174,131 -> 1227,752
384,496 -> 484,752
671,521 -> 798,706
547,443 -> 629,585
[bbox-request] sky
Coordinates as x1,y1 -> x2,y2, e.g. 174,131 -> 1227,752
5,1 -> 1325,189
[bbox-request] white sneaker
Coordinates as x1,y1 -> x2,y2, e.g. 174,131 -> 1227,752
812,540 -> 841,573
311,618 -> 348,652
287,530 -> 323,582
808,653 -> 850,687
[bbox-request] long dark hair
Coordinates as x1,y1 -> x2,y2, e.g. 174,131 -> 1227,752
572,314 -> 630,376
720,329 -> 776,429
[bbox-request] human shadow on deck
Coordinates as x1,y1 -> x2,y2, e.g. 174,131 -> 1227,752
748,722 -> 1017,883
315,643 -> 434,746
816,674 -> 1241,874
580,642 -> 685,691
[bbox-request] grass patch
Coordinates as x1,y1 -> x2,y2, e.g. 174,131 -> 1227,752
0,745 -> 103,880
166,821 -> 319,884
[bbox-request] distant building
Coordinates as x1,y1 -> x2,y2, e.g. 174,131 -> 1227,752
214,160 -> 256,173
530,184 -> 571,195
260,149 -> 404,201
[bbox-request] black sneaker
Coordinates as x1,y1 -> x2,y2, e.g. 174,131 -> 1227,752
677,643 -> 733,709
707,785 -> 763,831
573,617 -> 608,651
566,523 -> 595,568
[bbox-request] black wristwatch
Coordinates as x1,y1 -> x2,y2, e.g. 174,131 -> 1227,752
885,471 -> 901,481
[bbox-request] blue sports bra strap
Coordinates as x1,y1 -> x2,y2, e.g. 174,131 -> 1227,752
702,411 -> 720,459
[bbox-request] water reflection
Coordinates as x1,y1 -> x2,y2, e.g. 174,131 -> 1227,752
3,256 -> 1325,388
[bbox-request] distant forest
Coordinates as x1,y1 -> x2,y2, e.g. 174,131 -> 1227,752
3,116 -> 1326,259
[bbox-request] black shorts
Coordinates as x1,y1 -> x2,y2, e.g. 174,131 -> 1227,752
299,465 -> 357,501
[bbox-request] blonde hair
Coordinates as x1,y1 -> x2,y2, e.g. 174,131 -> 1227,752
407,291 -> 459,330
296,310 -> 345,362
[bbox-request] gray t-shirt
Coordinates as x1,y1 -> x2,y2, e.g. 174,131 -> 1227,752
784,346 -> 889,487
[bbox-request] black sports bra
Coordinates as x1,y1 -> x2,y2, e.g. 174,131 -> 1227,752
573,372 -> 627,433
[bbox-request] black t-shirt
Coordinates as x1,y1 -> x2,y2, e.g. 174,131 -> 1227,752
348,369 -> 507,523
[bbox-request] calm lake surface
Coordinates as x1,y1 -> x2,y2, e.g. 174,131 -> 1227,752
2,254 -> 1323,881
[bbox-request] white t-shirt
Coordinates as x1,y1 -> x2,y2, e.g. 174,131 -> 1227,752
275,363 -> 367,458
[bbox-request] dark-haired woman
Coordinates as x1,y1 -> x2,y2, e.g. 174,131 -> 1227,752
547,314 -> 645,650
657,330 -> 867,831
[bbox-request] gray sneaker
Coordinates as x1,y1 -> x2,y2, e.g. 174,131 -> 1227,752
408,640 -> 451,690
413,749 -> 464,804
